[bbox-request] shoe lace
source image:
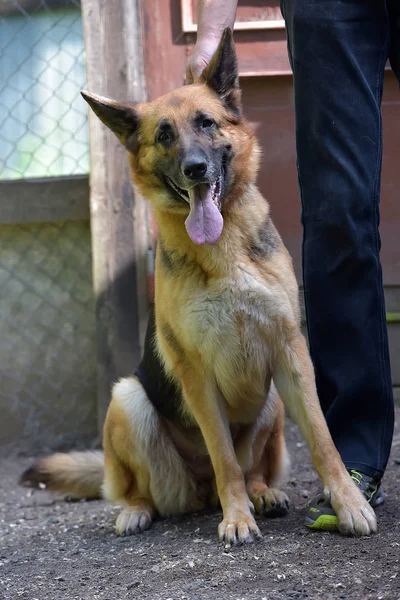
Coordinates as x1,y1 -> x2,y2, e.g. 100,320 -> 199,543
349,470 -> 377,498
349,469 -> 363,485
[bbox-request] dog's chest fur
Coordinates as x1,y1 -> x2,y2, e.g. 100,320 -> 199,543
160,259 -> 293,423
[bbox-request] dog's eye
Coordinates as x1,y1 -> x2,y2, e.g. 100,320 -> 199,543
201,118 -> 215,129
158,131 -> 170,144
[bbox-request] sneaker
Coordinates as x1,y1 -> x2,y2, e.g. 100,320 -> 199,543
304,470 -> 385,531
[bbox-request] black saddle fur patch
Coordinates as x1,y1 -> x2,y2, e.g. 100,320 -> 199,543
134,307 -> 184,423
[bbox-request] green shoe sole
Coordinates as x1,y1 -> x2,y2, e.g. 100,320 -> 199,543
305,514 -> 338,531
304,473 -> 385,532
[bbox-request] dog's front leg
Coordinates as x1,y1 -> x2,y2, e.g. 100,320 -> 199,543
179,369 -> 261,547
273,332 -> 377,536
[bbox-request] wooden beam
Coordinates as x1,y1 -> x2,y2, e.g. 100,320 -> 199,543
0,175 -> 89,224
80,0 -> 149,431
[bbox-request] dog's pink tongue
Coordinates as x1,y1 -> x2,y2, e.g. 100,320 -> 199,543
185,184 -> 223,245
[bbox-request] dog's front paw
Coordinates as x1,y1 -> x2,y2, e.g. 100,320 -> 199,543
330,486 -> 377,536
218,512 -> 262,548
252,487 -> 290,518
116,507 -> 152,536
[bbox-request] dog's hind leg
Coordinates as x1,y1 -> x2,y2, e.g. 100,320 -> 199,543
246,394 -> 290,518
102,436 -> 155,536
103,376 -> 200,536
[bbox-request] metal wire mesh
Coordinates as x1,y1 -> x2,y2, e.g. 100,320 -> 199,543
0,1 -> 97,453
0,0 -> 89,180
0,221 -> 98,454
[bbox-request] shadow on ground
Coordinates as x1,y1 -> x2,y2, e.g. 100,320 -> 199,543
1,411 -> 400,600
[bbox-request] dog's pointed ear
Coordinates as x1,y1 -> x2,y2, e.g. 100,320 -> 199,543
81,90 -> 139,151
201,28 -> 241,116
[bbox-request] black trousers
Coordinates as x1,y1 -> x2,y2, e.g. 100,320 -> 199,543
281,0 -> 399,478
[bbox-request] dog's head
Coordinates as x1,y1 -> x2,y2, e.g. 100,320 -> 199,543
82,29 -> 259,245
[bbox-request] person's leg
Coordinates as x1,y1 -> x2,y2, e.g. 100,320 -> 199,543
281,0 -> 394,479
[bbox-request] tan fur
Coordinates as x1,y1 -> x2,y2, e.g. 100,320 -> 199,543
20,30 -> 377,544
19,451 -> 104,499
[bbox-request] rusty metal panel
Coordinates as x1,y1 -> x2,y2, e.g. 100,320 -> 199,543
242,73 -> 400,287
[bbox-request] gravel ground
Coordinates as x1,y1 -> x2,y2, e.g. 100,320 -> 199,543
1,411 -> 400,600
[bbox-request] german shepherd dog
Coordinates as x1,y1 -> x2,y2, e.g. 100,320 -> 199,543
20,30 -> 377,546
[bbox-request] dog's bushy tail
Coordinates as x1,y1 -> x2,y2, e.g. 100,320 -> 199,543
19,451 -> 104,499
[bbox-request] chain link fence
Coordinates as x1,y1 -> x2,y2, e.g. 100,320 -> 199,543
0,221 -> 98,454
0,1 -> 97,454
0,0 -> 89,180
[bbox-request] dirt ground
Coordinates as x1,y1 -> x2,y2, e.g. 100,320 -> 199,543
1,412 -> 400,600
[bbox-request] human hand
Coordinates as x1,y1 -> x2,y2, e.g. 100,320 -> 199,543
186,37 -> 220,84
186,0 -> 238,83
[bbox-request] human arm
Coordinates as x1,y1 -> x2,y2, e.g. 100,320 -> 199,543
186,0 -> 238,82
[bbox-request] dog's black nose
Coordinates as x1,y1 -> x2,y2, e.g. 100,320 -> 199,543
182,156 -> 207,180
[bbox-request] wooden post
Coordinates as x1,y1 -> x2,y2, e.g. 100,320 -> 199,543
80,0 -> 149,432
